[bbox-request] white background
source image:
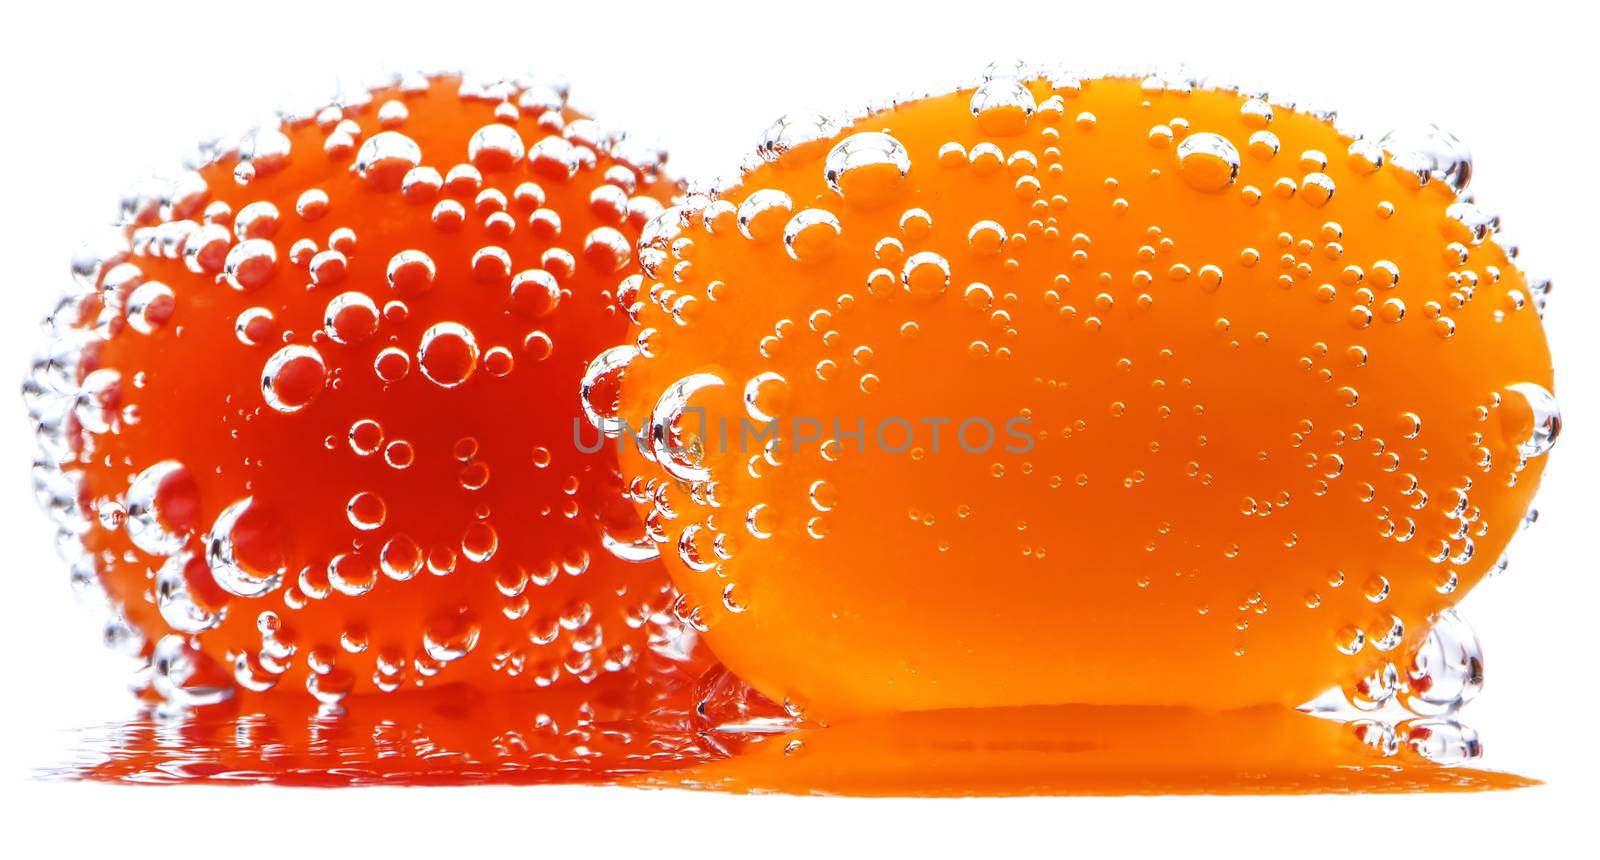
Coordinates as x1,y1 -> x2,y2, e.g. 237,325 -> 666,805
1,0 -> 1594,855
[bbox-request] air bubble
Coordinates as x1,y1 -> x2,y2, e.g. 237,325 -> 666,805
901,251 -> 951,299
783,209 -> 842,262
155,554 -> 224,633
743,372 -> 789,423
1379,124 -> 1472,192
124,460 -> 200,556
386,250 -> 437,296
969,78 -> 1036,135
223,239 -> 278,290
380,534 -> 423,581
1401,609 -> 1483,716
1176,132 -> 1241,192
1503,382 -> 1560,458
824,132 -> 911,206
580,345 -> 638,436
261,345 -> 327,413
651,373 -> 725,482
125,282 -> 176,334
355,131 -> 423,191
205,497 -> 286,598
346,491 -> 387,530
323,292 -> 379,344
758,113 -> 841,167
417,322 -> 480,388
467,124 -> 525,171
737,189 -> 793,241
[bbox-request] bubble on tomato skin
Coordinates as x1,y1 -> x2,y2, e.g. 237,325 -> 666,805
902,251 -> 951,299
346,419 -> 385,457
384,439 -> 416,469
1400,609 -> 1483,717
759,113 -> 841,167
206,497 -> 287,598
461,522 -> 499,563
232,648 -> 282,693
323,291 -> 380,345
1301,172 -> 1336,207
581,345 -> 638,436
743,372 -> 789,424
233,201 -> 280,240
1349,660 -> 1402,711
482,346 -> 514,377
1502,382 -> 1561,459
601,498 -> 660,563
328,552 -> 380,598
151,634 -> 233,710
676,522 -> 719,573
1177,132 -> 1241,191
529,135 -> 581,181
355,131 -> 423,191
650,373 -> 727,482
386,249 -> 437,296
423,613 -> 482,663
824,132 -> 911,206
737,189 -> 793,241
223,238 -> 278,290
374,346 -> 411,383
584,226 -> 632,273
261,344 -> 328,413
418,322 -> 480,388
123,460 -> 201,556
346,491 -> 387,531
783,209 -> 842,262
393,167 -> 440,206
1378,124 -> 1473,192
305,666 -> 359,713
125,281 -> 176,334
969,77 -> 1037,135
468,124 -> 526,172
634,206 -> 688,280
509,268 -> 561,317
156,552 -> 228,633
380,534 -> 423,582
73,368 -> 122,435
309,249 -> 348,286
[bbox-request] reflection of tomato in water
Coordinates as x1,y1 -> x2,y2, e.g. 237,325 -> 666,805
611,74 -> 1558,719
32,73 -> 683,705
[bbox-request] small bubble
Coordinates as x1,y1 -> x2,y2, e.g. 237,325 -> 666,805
969,78 -> 1036,135
901,251 -> 951,299
346,492 -> 387,531
1176,133 -> 1240,192
418,323 -> 480,388
355,131 -> 423,191
261,345 -> 326,413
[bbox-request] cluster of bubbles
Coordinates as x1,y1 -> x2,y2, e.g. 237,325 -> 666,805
25,70 -> 685,713
1303,608 -> 1488,766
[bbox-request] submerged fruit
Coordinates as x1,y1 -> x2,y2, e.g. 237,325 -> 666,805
27,72 -> 682,706
606,71 -> 1558,717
